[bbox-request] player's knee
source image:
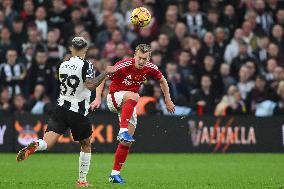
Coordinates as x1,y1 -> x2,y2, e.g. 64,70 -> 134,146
120,141 -> 132,147
124,92 -> 139,102
80,138 -> 91,151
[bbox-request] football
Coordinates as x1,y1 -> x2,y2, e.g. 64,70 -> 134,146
130,7 -> 151,28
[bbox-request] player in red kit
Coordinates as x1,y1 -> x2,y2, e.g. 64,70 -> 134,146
90,44 -> 175,184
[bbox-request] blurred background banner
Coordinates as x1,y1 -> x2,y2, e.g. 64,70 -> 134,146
1,112 -> 284,153
0,112 -> 14,152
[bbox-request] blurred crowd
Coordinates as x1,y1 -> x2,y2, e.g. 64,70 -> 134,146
1,0 -> 284,117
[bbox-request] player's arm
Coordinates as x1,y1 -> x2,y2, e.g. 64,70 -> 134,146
85,66 -> 115,91
159,76 -> 175,113
90,79 -> 106,110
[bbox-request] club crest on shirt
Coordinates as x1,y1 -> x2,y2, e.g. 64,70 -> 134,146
122,74 -> 146,85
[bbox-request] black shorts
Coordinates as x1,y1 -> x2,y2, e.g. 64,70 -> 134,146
46,106 -> 92,141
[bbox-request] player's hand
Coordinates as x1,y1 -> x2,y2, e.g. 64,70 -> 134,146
106,66 -> 116,74
90,98 -> 101,110
165,100 -> 175,114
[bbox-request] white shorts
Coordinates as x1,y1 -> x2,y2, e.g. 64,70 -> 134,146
107,91 -> 137,127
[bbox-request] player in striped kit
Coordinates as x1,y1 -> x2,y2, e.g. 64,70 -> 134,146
90,44 -> 175,184
16,37 -> 116,187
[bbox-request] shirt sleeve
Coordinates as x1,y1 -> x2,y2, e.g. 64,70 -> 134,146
148,66 -> 163,81
82,60 -> 95,82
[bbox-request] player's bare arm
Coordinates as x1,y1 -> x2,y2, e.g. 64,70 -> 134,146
85,66 -> 115,91
90,79 -> 106,110
159,76 -> 175,113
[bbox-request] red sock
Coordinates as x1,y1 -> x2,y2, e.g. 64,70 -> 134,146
120,99 -> 137,128
113,144 -> 130,171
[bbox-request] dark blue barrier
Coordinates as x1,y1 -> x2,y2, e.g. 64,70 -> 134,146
0,112 -> 284,153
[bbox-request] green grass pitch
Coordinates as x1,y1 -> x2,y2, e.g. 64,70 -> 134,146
0,153 -> 284,189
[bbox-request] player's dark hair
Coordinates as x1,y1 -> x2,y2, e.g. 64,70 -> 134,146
135,44 -> 151,56
71,37 -> 88,51
12,16 -> 23,23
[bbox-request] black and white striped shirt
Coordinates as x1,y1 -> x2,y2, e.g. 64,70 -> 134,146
0,62 -> 26,96
57,56 -> 95,116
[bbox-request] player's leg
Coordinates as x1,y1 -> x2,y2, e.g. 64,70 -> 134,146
109,114 -> 136,184
69,112 -> 93,187
16,107 -> 67,162
16,131 -> 61,162
117,92 -> 139,142
76,137 -> 93,187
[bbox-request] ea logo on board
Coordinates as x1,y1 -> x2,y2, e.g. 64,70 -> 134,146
15,121 -> 42,146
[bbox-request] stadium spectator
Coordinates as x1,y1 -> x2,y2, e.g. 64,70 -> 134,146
96,14 -> 118,50
0,49 -> 26,97
159,7 -> 178,38
185,35 -> 201,65
253,34 -> 269,66
255,0 -> 274,35
63,7 -> 82,44
222,4 -> 239,37
48,0 -> 69,31
267,42 -> 284,65
27,49 -> 57,99
111,43 -> 131,64
0,86 -> 11,112
276,9 -> 284,27
11,94 -> 27,114
241,21 -> 258,53
246,60 -> 258,80
230,41 -> 251,79
265,58 -> 278,81
168,22 -> 187,59
214,27 -> 227,62
177,50 -> 195,100
237,65 -> 255,100
131,26 -> 153,50
197,55 -> 219,90
26,84 -> 50,115
100,0 -> 124,31
34,6 -> 48,40
79,1 -> 97,34
2,0 -> 18,29
20,0 -> 35,25
157,33 -> 171,61
0,26 -> 18,63
274,81 -> 284,115
46,30 -> 66,64
151,50 -> 163,70
190,75 -> 219,116
0,10 -> 5,31
224,28 -> 243,64
270,66 -> 284,90
218,63 -> 236,94
183,0 -> 206,37
22,27 -> 44,55
246,75 -> 275,114
164,62 -> 182,101
102,29 -> 132,59
270,24 -> 284,52
215,85 -> 247,116
199,32 -> 221,64
10,16 -> 27,52
204,9 -> 220,33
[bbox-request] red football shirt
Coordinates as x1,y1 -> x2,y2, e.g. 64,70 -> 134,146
109,58 -> 162,93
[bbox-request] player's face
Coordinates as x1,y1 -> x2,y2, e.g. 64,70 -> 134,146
134,50 -> 150,69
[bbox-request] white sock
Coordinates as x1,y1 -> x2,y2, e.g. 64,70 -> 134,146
79,152 -> 91,182
119,128 -> 128,134
36,139 -> 47,151
111,170 -> 120,175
